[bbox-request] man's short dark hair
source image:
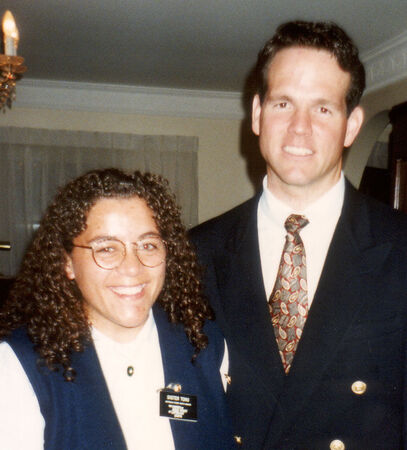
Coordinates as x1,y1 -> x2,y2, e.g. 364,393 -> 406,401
255,21 -> 366,115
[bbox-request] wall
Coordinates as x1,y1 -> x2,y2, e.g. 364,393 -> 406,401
343,78 -> 407,187
362,78 -> 407,122
1,105 -> 256,224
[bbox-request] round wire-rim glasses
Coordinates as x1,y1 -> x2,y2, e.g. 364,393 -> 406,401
72,236 -> 166,269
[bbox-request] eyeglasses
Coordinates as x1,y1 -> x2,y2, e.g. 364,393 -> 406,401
72,237 -> 166,270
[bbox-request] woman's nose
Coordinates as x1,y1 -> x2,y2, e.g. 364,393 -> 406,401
116,247 -> 143,275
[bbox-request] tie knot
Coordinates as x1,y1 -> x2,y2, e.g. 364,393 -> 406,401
284,214 -> 309,234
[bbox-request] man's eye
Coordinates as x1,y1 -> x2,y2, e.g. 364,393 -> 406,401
274,102 -> 287,109
319,106 -> 330,114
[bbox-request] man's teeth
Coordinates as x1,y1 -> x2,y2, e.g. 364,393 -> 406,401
284,146 -> 312,156
112,285 -> 145,295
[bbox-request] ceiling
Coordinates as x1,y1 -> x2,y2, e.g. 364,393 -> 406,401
2,0 -> 407,93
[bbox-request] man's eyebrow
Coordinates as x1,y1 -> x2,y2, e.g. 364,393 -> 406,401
313,97 -> 338,105
266,93 -> 291,101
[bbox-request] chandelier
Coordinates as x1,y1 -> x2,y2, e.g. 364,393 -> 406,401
1,10 -> 26,112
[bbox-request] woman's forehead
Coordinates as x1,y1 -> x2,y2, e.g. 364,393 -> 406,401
79,197 -> 158,242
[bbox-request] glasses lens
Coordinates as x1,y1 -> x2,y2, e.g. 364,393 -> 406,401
135,237 -> 166,267
92,240 -> 125,269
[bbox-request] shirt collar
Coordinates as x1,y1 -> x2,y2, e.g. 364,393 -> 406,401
259,173 -> 345,228
91,308 -> 156,357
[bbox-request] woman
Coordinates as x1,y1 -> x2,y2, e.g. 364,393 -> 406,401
0,168 -> 234,449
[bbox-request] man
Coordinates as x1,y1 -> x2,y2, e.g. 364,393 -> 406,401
191,21 -> 407,449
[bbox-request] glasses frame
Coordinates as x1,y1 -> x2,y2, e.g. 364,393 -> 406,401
72,237 -> 166,270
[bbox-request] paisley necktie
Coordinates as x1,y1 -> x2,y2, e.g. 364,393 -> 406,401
269,214 -> 309,374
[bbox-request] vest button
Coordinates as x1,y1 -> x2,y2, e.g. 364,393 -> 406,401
127,366 -> 134,376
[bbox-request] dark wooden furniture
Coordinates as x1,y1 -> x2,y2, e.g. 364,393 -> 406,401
389,101 -> 407,213
0,277 -> 14,307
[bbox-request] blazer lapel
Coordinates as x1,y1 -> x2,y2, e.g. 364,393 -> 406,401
265,183 -> 393,445
214,197 -> 285,409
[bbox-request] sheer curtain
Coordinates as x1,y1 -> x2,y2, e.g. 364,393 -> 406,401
0,127 -> 198,276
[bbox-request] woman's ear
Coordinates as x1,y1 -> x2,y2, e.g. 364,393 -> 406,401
65,255 -> 75,280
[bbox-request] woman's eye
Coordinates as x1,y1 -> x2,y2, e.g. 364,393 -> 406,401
96,247 -> 114,254
95,244 -> 119,254
142,242 -> 157,251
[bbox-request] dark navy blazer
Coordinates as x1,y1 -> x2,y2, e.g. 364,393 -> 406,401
6,303 -> 234,449
191,182 -> 407,449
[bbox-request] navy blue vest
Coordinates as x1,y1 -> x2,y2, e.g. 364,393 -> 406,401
6,304 -> 234,449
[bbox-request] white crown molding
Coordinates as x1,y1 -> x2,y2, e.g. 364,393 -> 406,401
14,79 -> 245,119
362,30 -> 407,94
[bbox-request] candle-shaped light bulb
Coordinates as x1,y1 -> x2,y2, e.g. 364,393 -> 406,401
2,10 -> 19,56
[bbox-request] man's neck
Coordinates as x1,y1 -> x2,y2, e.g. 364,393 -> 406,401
266,176 -> 342,211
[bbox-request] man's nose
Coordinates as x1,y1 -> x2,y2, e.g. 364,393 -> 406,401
288,108 -> 312,136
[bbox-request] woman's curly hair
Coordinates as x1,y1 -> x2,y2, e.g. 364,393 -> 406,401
0,168 -> 213,381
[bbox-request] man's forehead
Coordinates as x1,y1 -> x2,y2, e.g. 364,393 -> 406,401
265,46 -> 351,95
270,45 -> 340,67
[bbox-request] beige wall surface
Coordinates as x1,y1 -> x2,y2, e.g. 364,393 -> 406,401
362,79 -> 407,122
343,78 -> 407,187
1,108 -> 259,224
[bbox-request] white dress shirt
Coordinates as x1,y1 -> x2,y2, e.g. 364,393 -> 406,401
0,311 -> 228,449
258,173 -> 345,306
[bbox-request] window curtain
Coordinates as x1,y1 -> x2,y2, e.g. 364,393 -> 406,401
0,127 -> 198,277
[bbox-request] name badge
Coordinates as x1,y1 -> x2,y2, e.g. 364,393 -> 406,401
159,387 -> 198,422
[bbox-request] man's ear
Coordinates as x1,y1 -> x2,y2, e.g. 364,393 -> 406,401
344,106 -> 364,148
252,94 -> 262,136
65,254 -> 75,280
